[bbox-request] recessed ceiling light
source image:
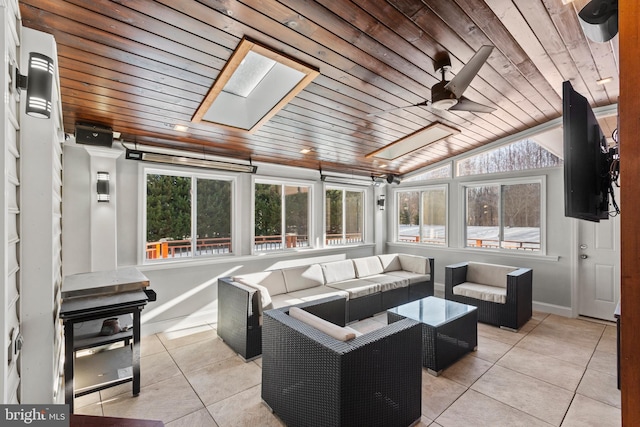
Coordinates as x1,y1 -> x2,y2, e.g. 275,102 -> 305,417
173,124 -> 189,132
596,77 -> 614,85
300,148 -> 312,154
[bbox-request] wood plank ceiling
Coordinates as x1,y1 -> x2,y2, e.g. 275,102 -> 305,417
19,0 -> 618,177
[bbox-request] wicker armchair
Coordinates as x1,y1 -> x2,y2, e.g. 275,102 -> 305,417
445,261 -> 533,331
261,301 -> 422,427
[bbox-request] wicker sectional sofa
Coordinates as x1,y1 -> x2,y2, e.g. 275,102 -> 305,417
217,253 -> 434,359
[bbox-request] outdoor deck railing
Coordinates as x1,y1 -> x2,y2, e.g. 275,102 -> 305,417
325,233 -> 363,245
147,232 -> 368,258
467,238 -> 540,251
146,237 -> 232,259
397,235 -> 539,250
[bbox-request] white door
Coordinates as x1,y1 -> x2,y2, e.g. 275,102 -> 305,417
577,207 -> 620,321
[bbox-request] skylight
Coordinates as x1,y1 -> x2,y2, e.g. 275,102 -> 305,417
366,122 -> 460,160
192,37 -> 319,133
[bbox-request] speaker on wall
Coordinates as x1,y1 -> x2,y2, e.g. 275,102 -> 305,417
75,123 -> 113,147
578,0 -> 618,43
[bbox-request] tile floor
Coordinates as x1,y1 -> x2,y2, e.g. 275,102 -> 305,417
74,311 -> 621,426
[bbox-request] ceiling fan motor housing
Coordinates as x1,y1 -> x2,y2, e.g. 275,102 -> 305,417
431,80 -> 458,110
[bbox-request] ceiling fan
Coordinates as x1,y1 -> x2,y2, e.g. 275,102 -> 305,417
370,45 -> 496,116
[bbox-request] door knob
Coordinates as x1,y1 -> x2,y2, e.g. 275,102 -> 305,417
580,254 -> 588,259
579,244 -> 588,250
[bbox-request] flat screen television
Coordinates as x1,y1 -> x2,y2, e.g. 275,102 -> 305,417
562,80 -> 611,222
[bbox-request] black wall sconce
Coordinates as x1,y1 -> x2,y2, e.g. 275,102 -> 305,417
97,172 -> 110,202
377,194 -> 386,211
15,53 -> 54,119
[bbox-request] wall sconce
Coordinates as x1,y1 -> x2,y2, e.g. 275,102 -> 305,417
377,194 -> 386,211
15,53 -> 54,119
97,172 -> 110,202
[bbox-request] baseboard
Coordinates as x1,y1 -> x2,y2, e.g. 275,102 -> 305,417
141,309 -> 218,337
434,282 -> 444,297
532,301 -> 572,317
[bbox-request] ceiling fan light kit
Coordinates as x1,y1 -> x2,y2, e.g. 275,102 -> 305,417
371,45 -> 496,116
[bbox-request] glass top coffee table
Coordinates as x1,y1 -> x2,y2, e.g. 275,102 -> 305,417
387,296 -> 478,376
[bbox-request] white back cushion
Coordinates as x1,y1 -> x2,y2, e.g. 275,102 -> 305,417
353,256 -> 384,278
282,264 -> 325,292
321,260 -> 356,284
232,270 -> 287,296
233,279 -> 274,310
398,254 -> 430,274
466,262 -> 517,289
378,254 -> 403,272
289,307 -> 358,341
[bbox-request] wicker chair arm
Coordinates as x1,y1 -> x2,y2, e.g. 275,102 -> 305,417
506,268 -> 533,301
264,308 -> 419,355
445,262 -> 469,297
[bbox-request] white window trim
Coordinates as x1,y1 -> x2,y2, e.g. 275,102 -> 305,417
138,163 -> 238,265
459,175 -> 547,255
322,183 -> 368,248
393,184 -> 449,247
252,176 -> 315,255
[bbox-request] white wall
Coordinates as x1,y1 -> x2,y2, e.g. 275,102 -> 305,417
63,143 -> 378,334
63,139 -> 579,335
387,166 -> 573,315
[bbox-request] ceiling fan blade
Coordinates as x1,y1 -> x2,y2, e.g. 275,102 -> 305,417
367,100 -> 430,116
444,45 -> 494,98
448,96 -> 496,113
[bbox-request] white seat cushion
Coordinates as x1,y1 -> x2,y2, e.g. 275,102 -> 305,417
384,271 -> 430,285
361,274 -> 409,291
325,279 -> 381,298
282,264 -> 325,292
270,293 -> 305,309
287,286 -> 350,302
289,307 -> 359,341
321,260 -> 357,284
353,256 -> 384,278
453,282 -> 507,304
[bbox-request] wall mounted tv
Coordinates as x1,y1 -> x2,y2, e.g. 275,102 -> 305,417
562,80 -> 614,222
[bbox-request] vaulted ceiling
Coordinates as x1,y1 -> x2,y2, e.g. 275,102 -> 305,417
20,0 -> 618,177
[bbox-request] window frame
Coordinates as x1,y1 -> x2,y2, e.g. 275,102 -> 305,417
139,164 -> 237,264
460,176 -> 546,254
251,176 -> 315,254
323,183 -> 367,247
393,184 -> 449,247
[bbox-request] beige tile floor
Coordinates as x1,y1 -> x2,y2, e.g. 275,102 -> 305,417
74,311 -> 621,427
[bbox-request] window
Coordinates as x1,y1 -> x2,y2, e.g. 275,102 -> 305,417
144,170 -> 233,261
254,182 -> 311,252
325,188 -> 364,245
457,138 -> 561,176
403,163 -> 452,182
465,180 -> 542,251
396,187 -> 447,245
